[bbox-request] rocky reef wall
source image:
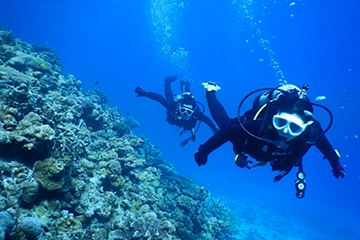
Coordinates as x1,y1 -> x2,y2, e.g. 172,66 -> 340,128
0,25 -> 238,240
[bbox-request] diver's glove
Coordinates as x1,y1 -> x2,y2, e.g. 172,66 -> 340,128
165,76 -> 177,83
195,150 -> 208,166
234,154 -> 252,169
135,86 -> 146,97
332,163 -> 346,178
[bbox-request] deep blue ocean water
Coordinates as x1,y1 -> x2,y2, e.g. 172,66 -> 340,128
1,0 -> 359,239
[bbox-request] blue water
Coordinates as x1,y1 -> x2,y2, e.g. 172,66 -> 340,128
2,0 -> 359,239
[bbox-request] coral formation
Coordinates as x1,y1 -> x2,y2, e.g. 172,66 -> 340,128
0,25 -> 238,240
33,158 -> 66,191
18,216 -> 44,239
0,211 -> 15,240
111,211 -> 177,240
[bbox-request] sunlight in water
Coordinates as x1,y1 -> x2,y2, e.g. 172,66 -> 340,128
149,0 -> 288,85
231,0 -> 287,86
148,0 -> 191,80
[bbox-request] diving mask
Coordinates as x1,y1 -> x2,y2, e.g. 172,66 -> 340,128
179,104 -> 194,117
272,112 -> 313,139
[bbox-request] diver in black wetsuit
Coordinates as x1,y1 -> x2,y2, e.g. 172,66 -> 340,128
195,82 -> 345,198
135,76 -> 218,146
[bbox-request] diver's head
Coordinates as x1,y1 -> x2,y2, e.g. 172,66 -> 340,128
272,111 -> 313,141
178,92 -> 195,119
273,94 -> 314,141
179,104 -> 194,117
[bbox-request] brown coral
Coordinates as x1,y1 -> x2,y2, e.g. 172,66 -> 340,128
33,158 -> 65,190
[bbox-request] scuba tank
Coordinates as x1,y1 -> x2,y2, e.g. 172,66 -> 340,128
253,84 -> 303,109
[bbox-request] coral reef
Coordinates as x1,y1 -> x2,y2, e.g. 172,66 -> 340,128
111,211 -> 177,240
0,25 -> 238,240
33,158 -> 66,191
18,216 -> 44,239
0,211 -> 15,240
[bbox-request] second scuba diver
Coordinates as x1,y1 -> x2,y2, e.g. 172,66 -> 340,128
195,82 -> 346,198
135,76 -> 219,146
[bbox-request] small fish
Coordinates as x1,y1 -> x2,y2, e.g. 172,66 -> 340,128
290,2 -> 296,6
33,59 -> 46,68
315,96 -> 326,101
94,80 -> 99,85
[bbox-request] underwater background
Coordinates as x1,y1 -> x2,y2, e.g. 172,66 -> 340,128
0,0 -> 359,239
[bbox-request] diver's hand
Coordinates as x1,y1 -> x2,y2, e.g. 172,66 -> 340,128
135,86 -> 146,97
195,151 -> 208,166
165,76 -> 177,83
333,163 -> 346,178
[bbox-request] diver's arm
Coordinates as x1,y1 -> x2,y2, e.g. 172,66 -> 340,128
195,126 -> 238,166
315,135 -> 345,178
308,121 -> 345,178
195,112 -> 219,133
140,91 -> 168,108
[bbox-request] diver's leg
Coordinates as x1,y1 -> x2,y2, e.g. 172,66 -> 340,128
164,76 -> 177,104
206,91 -> 230,128
180,80 -> 191,92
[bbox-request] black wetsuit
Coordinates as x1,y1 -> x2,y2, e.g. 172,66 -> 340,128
195,90 -> 342,179
141,80 -> 218,133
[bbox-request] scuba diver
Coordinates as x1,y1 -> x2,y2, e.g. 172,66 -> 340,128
195,82 -> 346,198
135,76 -> 219,146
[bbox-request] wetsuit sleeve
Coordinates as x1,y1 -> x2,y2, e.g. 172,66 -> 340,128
312,122 -> 345,178
142,92 -> 168,108
195,126 -> 240,166
195,112 -> 219,133
315,135 -> 340,169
